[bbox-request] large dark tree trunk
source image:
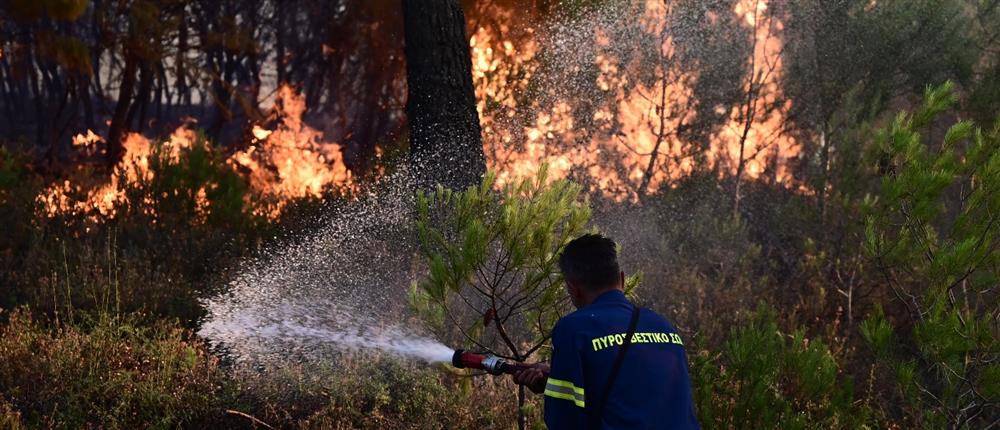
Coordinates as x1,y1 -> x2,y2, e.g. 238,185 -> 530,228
402,0 -> 485,189
108,56 -> 138,166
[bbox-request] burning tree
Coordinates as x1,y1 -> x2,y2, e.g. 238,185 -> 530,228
470,0 -> 795,201
410,166 -> 638,429
728,0 -> 789,217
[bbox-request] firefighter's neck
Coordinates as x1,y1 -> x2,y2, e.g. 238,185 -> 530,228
568,272 -> 626,309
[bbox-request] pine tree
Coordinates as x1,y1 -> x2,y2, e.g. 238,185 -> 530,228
861,82 -> 1000,428
411,165 -> 638,429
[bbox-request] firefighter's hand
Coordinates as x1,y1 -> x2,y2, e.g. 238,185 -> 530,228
512,362 -> 549,394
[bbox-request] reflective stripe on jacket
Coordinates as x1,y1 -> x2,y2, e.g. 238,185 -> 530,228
544,290 -> 700,430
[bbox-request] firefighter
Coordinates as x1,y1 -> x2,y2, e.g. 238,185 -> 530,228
512,234 -> 700,429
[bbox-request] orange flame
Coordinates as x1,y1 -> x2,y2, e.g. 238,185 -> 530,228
39,85 -> 353,222
230,85 -> 353,218
38,123 -> 200,220
475,0 -> 800,201
40,2 -> 801,223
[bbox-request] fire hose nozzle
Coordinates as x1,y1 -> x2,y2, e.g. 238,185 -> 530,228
451,349 -> 530,375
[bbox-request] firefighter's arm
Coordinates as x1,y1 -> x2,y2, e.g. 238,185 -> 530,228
543,321 -> 587,429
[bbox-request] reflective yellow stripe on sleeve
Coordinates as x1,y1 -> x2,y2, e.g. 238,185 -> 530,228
544,377 -> 585,408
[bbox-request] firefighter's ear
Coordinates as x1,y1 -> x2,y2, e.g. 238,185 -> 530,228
619,271 -> 625,289
565,280 -> 584,308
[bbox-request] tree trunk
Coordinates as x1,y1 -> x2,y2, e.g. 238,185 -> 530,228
402,0 -> 485,190
638,76 -> 670,200
128,63 -> 154,133
177,12 -> 191,107
79,76 -> 95,131
817,123 -> 830,220
108,56 -> 138,166
732,91 -> 755,219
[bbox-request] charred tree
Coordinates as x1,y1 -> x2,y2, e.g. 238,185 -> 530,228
402,0 -> 485,189
107,56 -> 138,166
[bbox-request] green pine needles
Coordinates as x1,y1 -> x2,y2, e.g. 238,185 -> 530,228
862,81 -> 1000,428
412,165 -> 623,363
691,305 -> 867,429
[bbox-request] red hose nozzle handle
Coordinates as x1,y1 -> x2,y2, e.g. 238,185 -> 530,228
452,349 -> 529,375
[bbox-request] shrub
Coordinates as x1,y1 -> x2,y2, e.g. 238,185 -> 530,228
691,306 -> 868,429
0,148 -> 41,310
4,134 -> 271,324
411,166 -> 639,428
222,357 -> 517,429
645,176 -> 765,339
0,308 -> 222,428
0,397 -> 23,430
411,166 -> 601,361
299,360 -> 505,429
122,133 -> 261,229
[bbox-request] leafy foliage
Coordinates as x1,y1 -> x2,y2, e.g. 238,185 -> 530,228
0,308 -> 222,428
0,148 -> 24,201
1,135 -> 265,322
412,166 -> 644,429
862,82 -> 999,428
692,306 -> 867,429
412,166 -> 621,362
127,134 -> 260,228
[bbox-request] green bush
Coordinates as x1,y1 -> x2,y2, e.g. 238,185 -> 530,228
0,147 -> 22,195
645,176 -> 766,339
691,306 -> 868,429
0,148 -> 41,310
124,133 -> 261,229
411,166 -> 640,429
299,360 -> 504,429
411,165 -> 601,361
221,358 -> 518,429
0,309 -> 222,428
2,133 -> 271,324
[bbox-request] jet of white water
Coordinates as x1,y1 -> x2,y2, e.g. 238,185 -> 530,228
199,169 -> 453,365
200,301 -> 454,363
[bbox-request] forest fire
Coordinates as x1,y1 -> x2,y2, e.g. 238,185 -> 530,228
37,127 -> 196,220
37,85 -> 353,221
36,0 -> 797,222
3,1 -> 996,428
475,0 -> 800,201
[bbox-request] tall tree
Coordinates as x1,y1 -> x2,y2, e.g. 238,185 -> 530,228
778,0 -> 977,217
402,0 -> 485,189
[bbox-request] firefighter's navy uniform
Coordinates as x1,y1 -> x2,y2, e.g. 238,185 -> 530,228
544,290 -> 699,429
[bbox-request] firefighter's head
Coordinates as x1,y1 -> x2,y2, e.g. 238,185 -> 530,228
558,234 -> 625,309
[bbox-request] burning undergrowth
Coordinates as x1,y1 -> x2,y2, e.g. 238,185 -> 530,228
36,85 -> 355,224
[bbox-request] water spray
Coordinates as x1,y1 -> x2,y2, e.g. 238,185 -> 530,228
451,349 -> 531,375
